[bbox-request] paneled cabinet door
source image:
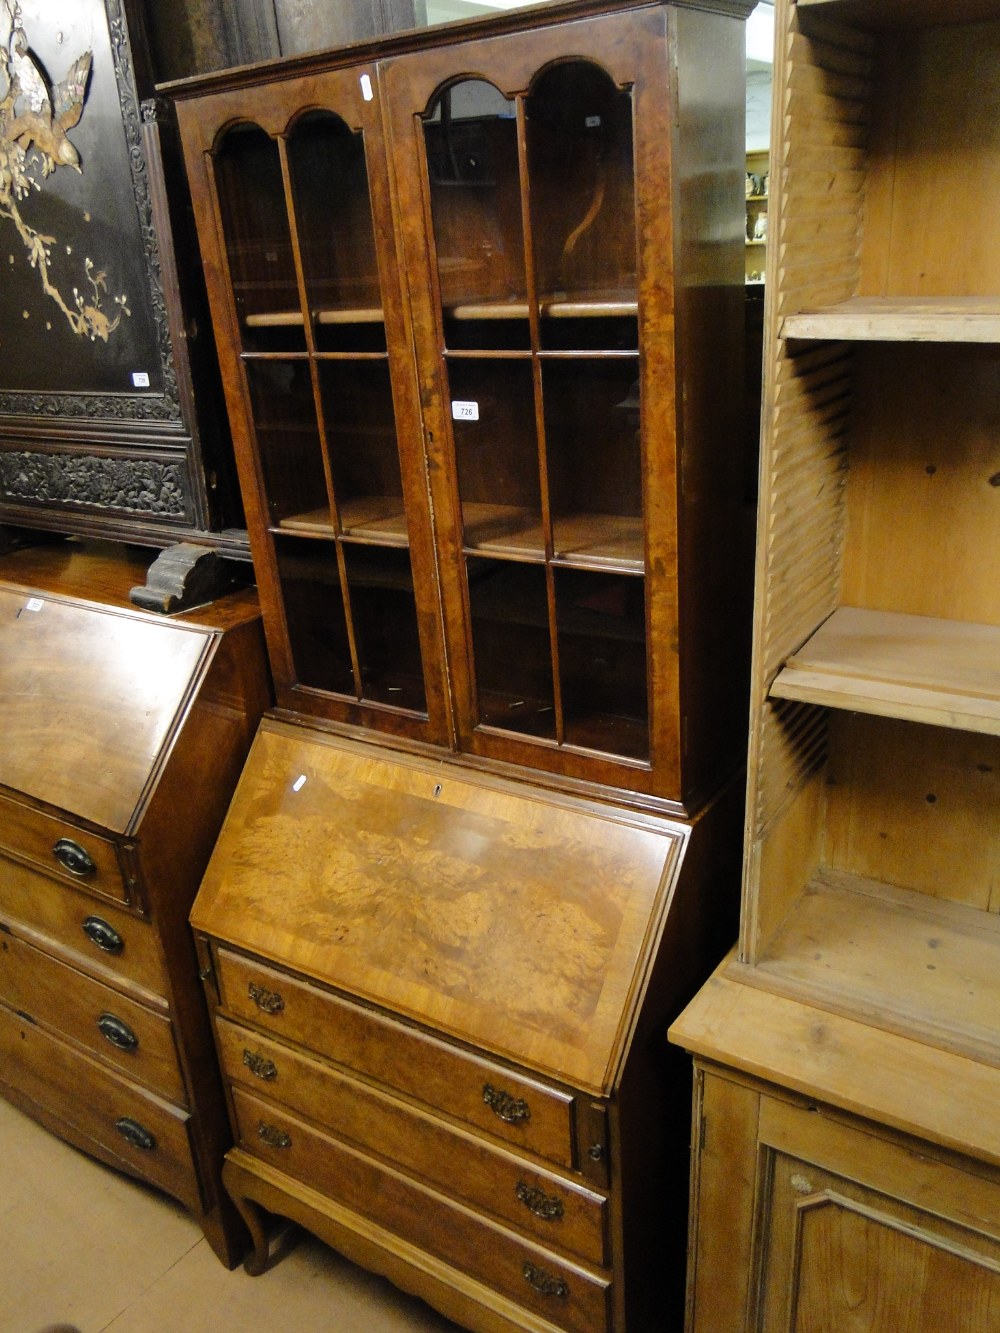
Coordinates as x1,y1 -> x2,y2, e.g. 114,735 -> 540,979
183,66 -> 449,743
691,1070 -> 1000,1333
384,9 -> 688,800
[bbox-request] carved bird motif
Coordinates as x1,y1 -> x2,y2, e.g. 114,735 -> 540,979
4,30 -> 91,176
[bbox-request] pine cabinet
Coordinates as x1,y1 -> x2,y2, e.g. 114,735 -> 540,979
170,0 -> 753,811
683,1058 -> 1000,1332
671,2 -> 1000,1327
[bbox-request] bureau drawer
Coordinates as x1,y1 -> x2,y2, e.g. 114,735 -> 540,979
216,948 -> 577,1170
0,855 -> 167,996
231,1087 -> 610,1333
0,929 -> 184,1103
0,791 -> 128,904
0,1000 -> 200,1212
217,1016 -> 607,1266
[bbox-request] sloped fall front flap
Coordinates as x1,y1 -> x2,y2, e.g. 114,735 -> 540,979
193,719 -> 689,1096
0,585 -> 212,833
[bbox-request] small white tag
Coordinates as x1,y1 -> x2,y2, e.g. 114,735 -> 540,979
132,371 -> 150,387
360,73 -> 374,101
451,400 -> 479,421
585,115 -> 601,128
24,597 -> 43,612
292,774 -> 307,792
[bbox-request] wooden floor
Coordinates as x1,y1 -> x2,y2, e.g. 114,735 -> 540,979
2,1099 -> 461,1333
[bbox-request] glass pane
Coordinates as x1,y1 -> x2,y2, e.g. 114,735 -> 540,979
274,536 -> 354,695
555,569 -> 648,759
286,111 -> 387,353
423,80 -> 528,351
449,361 -> 541,555
543,360 -> 643,569
467,557 -> 555,739
526,63 -> 638,351
318,361 -> 406,544
213,123 -> 304,352
344,546 -> 427,712
245,361 -> 329,532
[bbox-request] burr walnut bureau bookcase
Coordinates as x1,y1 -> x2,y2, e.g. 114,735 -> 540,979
671,1 -> 1000,1329
0,540 -> 270,1265
165,1 -> 755,1327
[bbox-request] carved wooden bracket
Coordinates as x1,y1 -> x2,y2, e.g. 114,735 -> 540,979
128,541 -> 245,614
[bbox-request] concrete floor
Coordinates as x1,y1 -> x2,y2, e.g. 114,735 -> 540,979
2,1099 -> 461,1333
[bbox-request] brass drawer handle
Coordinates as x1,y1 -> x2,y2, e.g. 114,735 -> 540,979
258,1121 -> 291,1149
97,1013 -> 139,1052
53,837 -> 96,877
248,981 -> 284,1014
483,1082 -> 530,1124
114,1117 -> 156,1151
516,1181 -> 564,1221
243,1049 -> 277,1081
82,916 -> 124,955
522,1261 -> 568,1300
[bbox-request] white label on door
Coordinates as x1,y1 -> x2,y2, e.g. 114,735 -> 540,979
23,597 -> 43,612
360,73 -> 374,101
131,371 -> 150,387
451,400 -> 479,421
292,774 -> 307,792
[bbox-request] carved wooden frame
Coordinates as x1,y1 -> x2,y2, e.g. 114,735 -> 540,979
0,0 -> 241,549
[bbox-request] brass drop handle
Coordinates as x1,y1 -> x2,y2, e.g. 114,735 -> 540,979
82,915 -> 124,955
53,837 -> 95,877
243,1049 -> 277,1081
258,1121 -> 291,1149
483,1082 -> 531,1124
522,1261 -> 568,1299
248,981 -> 284,1014
115,1117 -> 156,1151
98,1013 -> 139,1052
516,1182 -> 564,1221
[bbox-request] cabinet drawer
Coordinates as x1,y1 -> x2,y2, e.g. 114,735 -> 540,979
0,855 -> 167,996
0,791 -> 128,904
231,1087 -> 610,1333
0,929 -> 183,1103
218,1016 -> 607,1266
0,1000 -> 200,1212
216,948 -> 577,1170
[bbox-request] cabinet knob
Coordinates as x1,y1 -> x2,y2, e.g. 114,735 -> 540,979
52,838 -> 95,877
258,1121 -> 291,1149
114,1117 -> 156,1151
82,916 -> 124,955
515,1181 -> 564,1221
522,1261 -> 568,1300
248,981 -> 284,1014
483,1082 -> 531,1124
243,1049 -> 278,1081
97,1013 -> 139,1052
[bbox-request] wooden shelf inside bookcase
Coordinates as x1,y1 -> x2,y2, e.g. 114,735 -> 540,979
276,497 -> 409,545
462,503 -> 644,570
794,0 -> 1000,28
745,868 -> 1000,1071
447,294 -> 639,321
245,307 -> 385,328
782,297 -> 1000,342
770,606 -> 1000,735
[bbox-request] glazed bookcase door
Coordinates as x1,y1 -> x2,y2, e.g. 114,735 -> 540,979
182,68 -> 447,741
385,9 -> 682,798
